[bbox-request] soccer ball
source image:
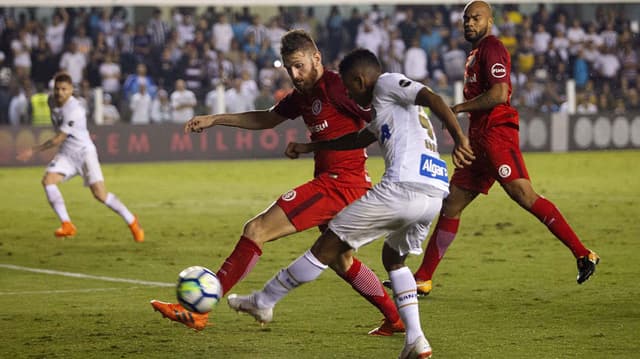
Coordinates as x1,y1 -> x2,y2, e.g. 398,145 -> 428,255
176,266 -> 222,313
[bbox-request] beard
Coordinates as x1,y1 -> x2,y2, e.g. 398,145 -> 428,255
464,27 -> 488,43
293,66 -> 319,93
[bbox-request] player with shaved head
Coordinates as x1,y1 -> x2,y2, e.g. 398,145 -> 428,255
409,0 -> 599,295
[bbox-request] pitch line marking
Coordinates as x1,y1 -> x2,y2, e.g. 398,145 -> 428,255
0,264 -> 174,287
0,287 -> 144,295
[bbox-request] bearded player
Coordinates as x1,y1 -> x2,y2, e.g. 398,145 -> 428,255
150,30 -> 403,336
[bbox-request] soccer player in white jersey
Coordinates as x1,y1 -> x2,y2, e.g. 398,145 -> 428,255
227,49 -> 474,359
16,72 -> 144,242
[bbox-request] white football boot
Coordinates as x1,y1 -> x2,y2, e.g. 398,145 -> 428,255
398,336 -> 432,359
227,293 -> 273,324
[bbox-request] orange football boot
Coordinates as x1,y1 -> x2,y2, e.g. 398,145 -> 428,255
129,216 -> 144,242
368,317 -> 405,336
150,300 -> 209,331
54,221 -> 77,237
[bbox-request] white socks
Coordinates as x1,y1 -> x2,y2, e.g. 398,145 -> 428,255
389,266 -> 424,344
254,250 -> 328,309
104,192 -> 135,224
45,184 -> 70,222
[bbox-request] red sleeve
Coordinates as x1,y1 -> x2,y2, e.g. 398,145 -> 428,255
272,91 -> 301,120
482,38 -> 511,86
325,75 -> 372,123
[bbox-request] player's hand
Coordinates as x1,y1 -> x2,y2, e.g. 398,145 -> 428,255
184,115 -> 215,134
285,142 -> 314,159
451,135 -> 475,169
16,148 -> 33,162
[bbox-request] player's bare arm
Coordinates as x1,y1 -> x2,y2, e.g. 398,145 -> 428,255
415,87 -> 475,168
16,131 -> 68,162
285,128 -> 377,159
451,82 -> 509,114
184,111 -> 287,133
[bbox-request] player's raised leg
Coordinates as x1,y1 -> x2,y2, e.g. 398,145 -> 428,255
151,202 -> 295,329
42,172 -> 76,237
502,178 -> 599,283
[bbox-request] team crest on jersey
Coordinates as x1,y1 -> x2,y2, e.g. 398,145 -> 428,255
399,79 -> 412,87
498,164 -> 511,178
491,63 -> 507,78
281,190 -> 297,201
68,121 -> 74,127
311,99 -> 322,115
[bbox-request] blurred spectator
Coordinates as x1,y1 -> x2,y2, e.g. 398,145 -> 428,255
151,88 -> 172,122
148,8 -> 170,52
550,28 -> 570,63
180,45 -> 206,101
626,88 -> 640,111
573,49 -> 590,89
123,63 -> 157,100
265,16 -> 286,56
45,9 -> 68,56
245,14 -> 267,46
254,85 -> 275,110
584,22 -> 604,49
619,42 -> 638,92
442,38 -> 466,82
343,7 -> 362,49
380,28 -> 405,74
397,8 -> 417,48
176,13 -> 195,47
11,28 -> 33,79
566,18 -> 585,56
133,23 -> 152,64
593,47 -> 621,90
129,82 -> 152,124
59,43 -> 86,86
356,19 -> 383,57
225,77 -> 254,113
498,27 -> 518,55
600,21 -> 617,50
102,93 -> 121,125
8,80 -> 29,125
72,26 -> 92,59
404,36 -> 428,82
576,93 -> 597,114
325,6 -> 344,62
532,23 -> 551,55
428,50 -> 445,83
170,79 -> 196,123
99,52 -> 121,101
212,13 -> 234,53
29,82 -> 50,126
419,21 -> 443,56
156,47 -> 177,90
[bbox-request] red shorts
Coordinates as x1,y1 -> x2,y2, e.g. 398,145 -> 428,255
451,124 -> 530,194
276,174 -> 370,233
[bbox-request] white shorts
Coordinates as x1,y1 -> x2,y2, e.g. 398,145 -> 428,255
46,149 -> 104,186
328,181 -> 444,256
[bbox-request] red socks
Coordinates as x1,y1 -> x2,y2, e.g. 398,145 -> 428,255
529,197 -> 589,258
216,236 -> 263,296
414,214 -> 460,282
340,258 -> 400,323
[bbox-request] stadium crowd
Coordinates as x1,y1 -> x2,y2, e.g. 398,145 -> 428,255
0,4 -> 638,125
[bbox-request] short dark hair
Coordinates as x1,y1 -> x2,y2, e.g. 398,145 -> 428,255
280,29 -> 317,58
338,48 -> 381,77
53,72 -> 73,85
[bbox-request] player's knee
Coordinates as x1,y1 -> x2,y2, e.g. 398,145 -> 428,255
242,217 -> 268,244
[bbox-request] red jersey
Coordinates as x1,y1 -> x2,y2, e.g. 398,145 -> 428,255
273,70 -> 371,187
463,35 -> 518,130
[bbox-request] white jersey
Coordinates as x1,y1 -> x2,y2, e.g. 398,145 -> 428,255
50,96 -> 96,157
368,72 -> 449,196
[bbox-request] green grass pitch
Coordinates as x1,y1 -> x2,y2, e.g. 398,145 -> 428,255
1,150 -> 639,358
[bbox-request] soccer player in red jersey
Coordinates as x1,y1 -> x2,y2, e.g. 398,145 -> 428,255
151,30 -> 404,336
410,0 -> 599,295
